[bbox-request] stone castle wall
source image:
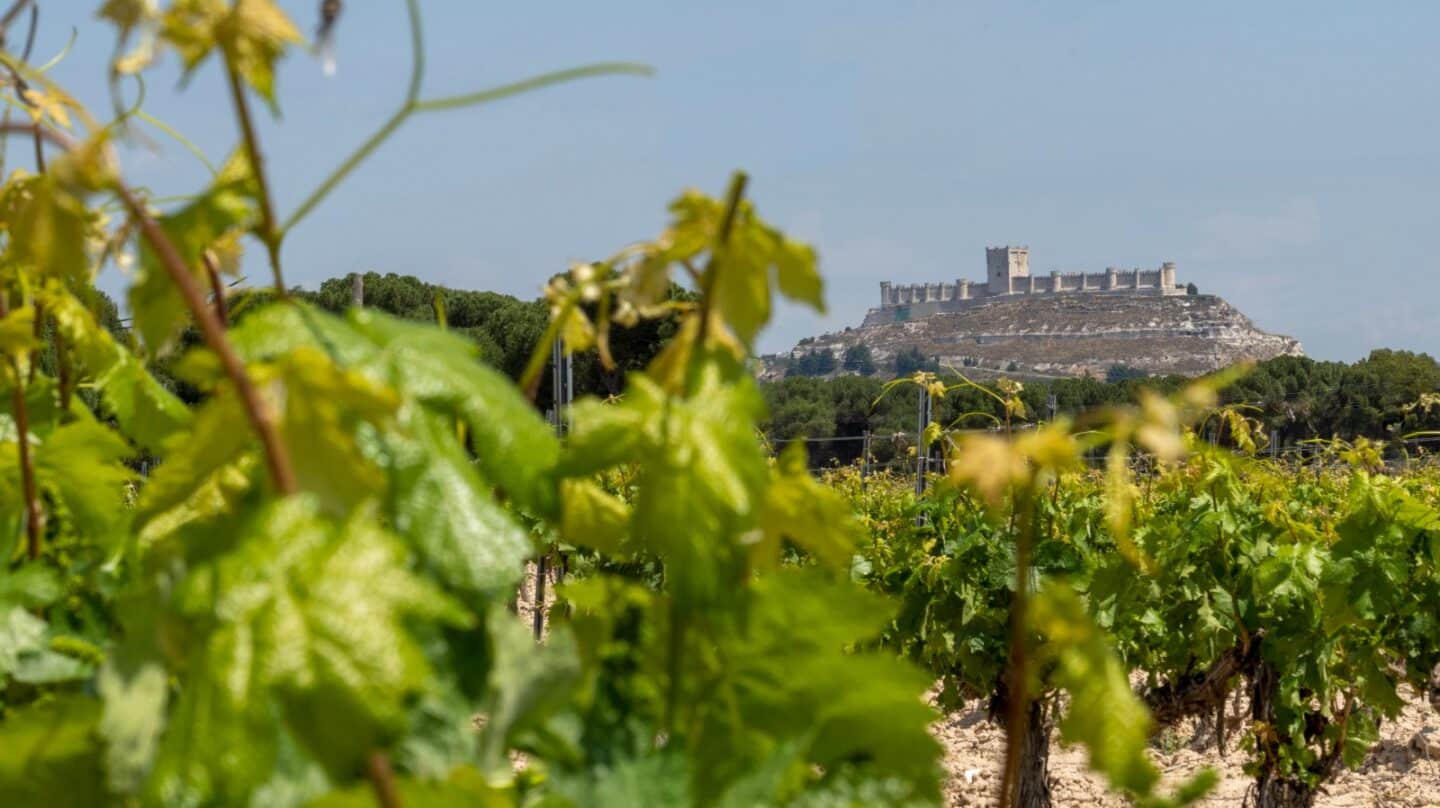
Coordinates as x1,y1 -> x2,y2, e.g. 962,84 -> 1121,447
874,250 -> 1182,326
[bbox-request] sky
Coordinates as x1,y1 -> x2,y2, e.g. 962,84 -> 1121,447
32,1 -> 1440,362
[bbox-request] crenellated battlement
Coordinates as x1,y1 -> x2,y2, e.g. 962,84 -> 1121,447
874,249 -> 1182,323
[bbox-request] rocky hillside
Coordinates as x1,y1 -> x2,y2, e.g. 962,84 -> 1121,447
765,293 -> 1302,380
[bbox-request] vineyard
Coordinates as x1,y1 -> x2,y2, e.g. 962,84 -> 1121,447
834,448 -> 1440,806
1,3 -> 1439,808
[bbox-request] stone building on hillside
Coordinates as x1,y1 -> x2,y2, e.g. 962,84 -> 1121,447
866,247 -> 1181,326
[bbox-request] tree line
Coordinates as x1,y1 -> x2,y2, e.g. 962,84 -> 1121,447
113,271 -> 685,414
85,272 -> 1439,464
763,351 -> 1440,467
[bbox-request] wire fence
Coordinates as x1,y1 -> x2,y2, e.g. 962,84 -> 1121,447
764,403 -> 1440,486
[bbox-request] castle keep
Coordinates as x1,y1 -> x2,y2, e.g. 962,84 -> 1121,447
867,246 -> 1181,325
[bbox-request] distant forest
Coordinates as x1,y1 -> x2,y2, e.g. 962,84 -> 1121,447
761,351 -> 1440,467
100,272 -> 1438,467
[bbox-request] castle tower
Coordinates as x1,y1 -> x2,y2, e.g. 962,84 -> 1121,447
985,246 -> 1029,295
957,278 -> 970,300
1161,262 -> 1177,291
880,281 -> 892,307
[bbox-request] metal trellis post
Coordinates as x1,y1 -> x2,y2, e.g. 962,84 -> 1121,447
915,385 -> 931,526
535,339 -> 573,640
861,429 -> 871,493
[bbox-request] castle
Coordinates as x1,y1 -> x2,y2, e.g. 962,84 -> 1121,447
866,247 -> 1182,326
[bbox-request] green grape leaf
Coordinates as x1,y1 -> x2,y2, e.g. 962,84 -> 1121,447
395,675 -> 481,782
773,237 -> 823,312
0,305 -> 37,355
305,765 -> 510,808
0,606 -> 49,677
475,608 -> 581,782
559,478 -> 631,556
40,283 -> 191,450
6,175 -> 97,287
160,0 -> 225,72
172,498 -> 472,780
130,176 -> 254,353
1031,582 -> 1215,806
147,623 -> 282,806
1337,709 -> 1379,770
710,236 -> 771,350
247,730 -> 331,808
135,387 -> 255,530
697,570 -> 941,799
152,344 -> 396,520
98,661 -> 170,797
559,396 -> 646,477
1253,543 -> 1323,603
273,347 -> 397,516
385,405 -> 530,600
219,0 -> 304,105
566,367 -> 769,611
0,564 -> 63,609
99,0 -> 157,28
352,311 -> 562,518
13,645 -> 94,684
162,0 -> 302,105
543,750 -> 693,808
0,696 -> 109,808
220,300 -> 367,365
223,303 -> 564,519
36,419 -> 135,542
0,606 -> 92,684
758,442 -> 862,569
667,186 -> 825,349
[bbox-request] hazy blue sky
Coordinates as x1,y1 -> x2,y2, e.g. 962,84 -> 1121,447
37,2 -> 1440,361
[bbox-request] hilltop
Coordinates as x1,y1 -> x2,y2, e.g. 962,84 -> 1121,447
765,292 -> 1302,380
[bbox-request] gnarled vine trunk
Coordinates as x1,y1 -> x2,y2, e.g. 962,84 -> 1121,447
1244,657 -> 1326,808
1145,643 -> 1246,729
992,689 -> 1054,808
1247,770 -> 1320,808
1015,698 -> 1054,808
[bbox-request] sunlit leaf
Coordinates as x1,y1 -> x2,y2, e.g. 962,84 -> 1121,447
130,177 -> 255,353
36,419 -> 135,542
0,306 -> 37,356
758,442 -> 862,569
162,0 -> 302,104
385,405 -> 531,600
98,661 -> 169,795
1032,582 -> 1214,806
474,609 -> 581,782
0,696 -> 108,807
159,497 -> 471,789
40,283 -> 192,450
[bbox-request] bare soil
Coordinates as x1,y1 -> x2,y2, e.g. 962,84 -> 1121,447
933,688 -> 1440,807
506,568 -> 1440,805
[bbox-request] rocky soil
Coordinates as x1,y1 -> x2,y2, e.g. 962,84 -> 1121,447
507,570 -> 1440,805
766,294 -> 1303,380
934,688 -> 1440,807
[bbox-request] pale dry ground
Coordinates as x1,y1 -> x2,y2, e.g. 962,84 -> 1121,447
514,560 -> 558,640
510,567 -> 1440,806
933,687 -> 1440,807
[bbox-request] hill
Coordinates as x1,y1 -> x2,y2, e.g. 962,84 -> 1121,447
767,292 -> 1302,380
